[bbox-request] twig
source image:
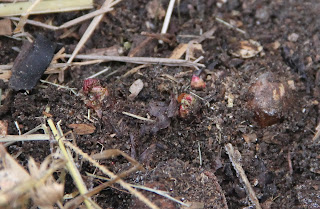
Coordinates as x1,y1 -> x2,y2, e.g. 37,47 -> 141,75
225,143 -> 262,209
9,17 -> 58,30
122,111 -> 155,122
122,64 -> 149,78
193,56 -> 204,64
178,34 -> 215,39
215,17 -> 246,35
64,54 -> 205,68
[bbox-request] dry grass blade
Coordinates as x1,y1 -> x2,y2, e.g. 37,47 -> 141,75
0,0 -> 93,17
215,17 -> 246,35
40,79 -> 78,95
86,173 -> 190,207
122,64 -> 149,78
9,5 -> 112,31
13,0 -> 42,33
62,0 -> 122,81
9,16 -> 58,30
0,134 -> 50,142
58,6 -> 113,30
161,0 -> 175,34
47,119 -> 94,209
122,111 -> 156,122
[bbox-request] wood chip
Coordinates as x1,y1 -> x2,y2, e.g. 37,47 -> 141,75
129,79 -> 144,99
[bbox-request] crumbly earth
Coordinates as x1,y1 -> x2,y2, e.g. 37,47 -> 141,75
1,0 -> 320,208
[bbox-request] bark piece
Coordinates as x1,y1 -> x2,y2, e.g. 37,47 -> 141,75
9,34 -> 56,90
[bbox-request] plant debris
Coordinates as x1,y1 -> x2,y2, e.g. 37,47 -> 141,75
0,0 -> 319,208
68,123 -> 96,135
9,34 -> 56,91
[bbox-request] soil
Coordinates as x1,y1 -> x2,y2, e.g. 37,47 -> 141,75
1,0 -> 320,208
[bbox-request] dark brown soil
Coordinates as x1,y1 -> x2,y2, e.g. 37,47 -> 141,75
1,0 -> 320,208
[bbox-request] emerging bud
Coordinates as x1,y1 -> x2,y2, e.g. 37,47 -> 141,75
178,93 -> 198,119
191,75 -> 206,90
82,78 -> 109,118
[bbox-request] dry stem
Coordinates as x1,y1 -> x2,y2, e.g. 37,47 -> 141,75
225,143 -> 262,209
64,54 -> 205,68
62,0 -> 122,81
47,119 -> 93,209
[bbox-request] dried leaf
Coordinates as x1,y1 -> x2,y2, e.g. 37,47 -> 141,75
68,123 -> 96,135
32,183 -> 64,207
0,145 -> 65,208
0,19 -> 12,35
170,43 -> 204,60
230,39 -> 263,58
146,0 -> 165,19
242,133 -> 257,143
170,44 -> 188,59
0,120 -> 8,135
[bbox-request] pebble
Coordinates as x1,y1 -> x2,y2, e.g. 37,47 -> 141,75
288,33 -> 299,42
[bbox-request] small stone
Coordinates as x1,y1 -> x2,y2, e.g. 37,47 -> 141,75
288,33 -> 299,42
247,72 -> 293,127
271,41 -> 281,50
255,7 -> 270,23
